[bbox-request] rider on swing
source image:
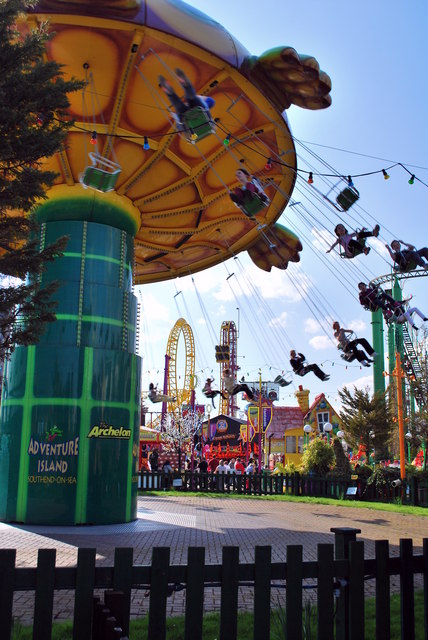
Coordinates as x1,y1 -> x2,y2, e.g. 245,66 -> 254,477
202,378 -> 226,408
326,223 -> 380,258
158,69 -> 215,134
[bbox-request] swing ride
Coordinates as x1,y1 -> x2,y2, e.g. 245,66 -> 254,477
24,0 -> 332,283
0,0 -> 333,526
3,0 -> 424,528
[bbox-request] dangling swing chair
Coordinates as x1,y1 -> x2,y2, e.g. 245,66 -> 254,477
311,176 -> 360,212
231,177 -> 270,218
79,152 -> 121,193
135,59 -> 215,144
273,374 -> 292,387
382,303 -> 401,326
180,106 -> 216,144
340,350 -> 356,363
339,232 -> 368,260
336,332 -> 357,362
79,70 -> 122,193
393,258 -> 419,273
202,377 -> 219,401
335,184 -> 360,211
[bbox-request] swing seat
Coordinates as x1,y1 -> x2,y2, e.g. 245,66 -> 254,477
340,239 -> 366,259
237,191 -> 270,217
393,260 -> 418,273
181,107 -> 215,143
274,375 -> 291,387
80,153 -> 121,193
336,186 -> 360,211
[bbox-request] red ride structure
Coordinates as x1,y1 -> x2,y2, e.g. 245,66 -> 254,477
217,321 -> 239,418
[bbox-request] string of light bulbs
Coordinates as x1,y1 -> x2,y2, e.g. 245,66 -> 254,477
64,117 -> 426,189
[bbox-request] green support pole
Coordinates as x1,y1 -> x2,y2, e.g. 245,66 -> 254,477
372,309 -> 385,395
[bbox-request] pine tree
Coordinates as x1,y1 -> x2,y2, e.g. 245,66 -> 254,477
337,387 -> 394,462
332,436 -> 351,477
0,0 -> 84,358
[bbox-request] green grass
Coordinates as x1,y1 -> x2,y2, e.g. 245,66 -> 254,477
139,489 -> 428,517
11,591 -> 425,639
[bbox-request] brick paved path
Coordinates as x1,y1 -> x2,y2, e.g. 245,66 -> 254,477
1,495 -> 427,624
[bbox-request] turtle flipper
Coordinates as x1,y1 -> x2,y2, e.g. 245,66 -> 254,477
243,46 -> 332,112
247,223 -> 303,272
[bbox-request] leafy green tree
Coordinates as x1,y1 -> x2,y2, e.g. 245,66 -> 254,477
301,438 -> 334,475
0,0 -> 83,358
337,387 -> 395,462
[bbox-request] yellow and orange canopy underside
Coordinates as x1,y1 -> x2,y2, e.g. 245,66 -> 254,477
24,1 -> 332,283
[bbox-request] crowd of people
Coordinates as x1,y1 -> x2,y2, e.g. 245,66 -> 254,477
141,451 -> 261,475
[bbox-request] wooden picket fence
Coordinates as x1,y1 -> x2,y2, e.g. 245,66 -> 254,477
139,470 -> 428,506
1,528 -> 427,640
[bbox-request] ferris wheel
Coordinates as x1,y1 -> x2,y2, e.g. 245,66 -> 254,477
166,318 -> 196,412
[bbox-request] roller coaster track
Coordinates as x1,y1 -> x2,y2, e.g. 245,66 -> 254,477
167,318 -> 195,412
370,268 -> 428,288
400,323 -> 424,407
371,268 -> 427,401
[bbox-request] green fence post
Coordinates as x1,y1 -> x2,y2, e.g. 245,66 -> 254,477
331,527 -> 361,640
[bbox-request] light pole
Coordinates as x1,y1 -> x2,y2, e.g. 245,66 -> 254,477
369,430 -> 376,468
206,403 -> 211,444
303,424 -> 312,447
324,422 -> 333,443
405,431 -> 412,464
337,430 -> 348,455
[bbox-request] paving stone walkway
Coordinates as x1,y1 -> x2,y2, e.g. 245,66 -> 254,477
1,494 -> 426,624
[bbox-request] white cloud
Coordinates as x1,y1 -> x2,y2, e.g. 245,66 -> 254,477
198,317 -> 206,325
309,335 -> 332,350
340,374 -> 373,394
347,319 -> 366,332
305,318 -> 319,334
370,237 -> 389,257
213,262 -> 310,304
137,291 -> 173,326
269,311 -> 288,328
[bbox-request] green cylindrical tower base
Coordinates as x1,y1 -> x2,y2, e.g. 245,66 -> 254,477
0,217 -> 141,525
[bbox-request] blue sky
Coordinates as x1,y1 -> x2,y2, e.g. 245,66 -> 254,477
137,0 -> 428,415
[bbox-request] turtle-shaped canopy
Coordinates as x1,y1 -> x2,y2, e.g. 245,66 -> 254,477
26,0 -> 331,283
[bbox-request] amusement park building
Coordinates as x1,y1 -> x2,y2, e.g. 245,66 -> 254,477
265,386 -> 342,466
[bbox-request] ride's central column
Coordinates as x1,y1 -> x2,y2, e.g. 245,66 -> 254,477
0,190 -> 142,525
